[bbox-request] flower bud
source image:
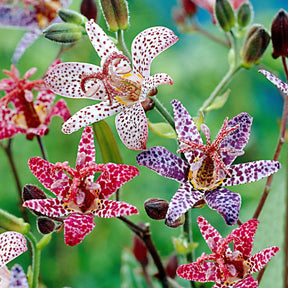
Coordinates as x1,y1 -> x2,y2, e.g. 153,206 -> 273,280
0,209 -> 30,234
99,0 -> 129,32
237,1 -> 253,28
37,218 -> 56,234
58,8 -> 88,26
271,9 -> 288,59
43,23 -> 85,43
132,234 -> 148,267
181,0 -> 197,16
141,97 -> 155,112
241,24 -> 270,68
80,0 -> 98,21
165,254 -> 178,279
215,0 -> 235,32
22,185 -> 47,201
144,198 -> 169,220
165,214 -> 185,228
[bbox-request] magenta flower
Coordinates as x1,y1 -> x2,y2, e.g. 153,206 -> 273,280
177,216 -> 279,287
0,64 -> 70,140
136,99 -> 281,226
23,126 -> 139,246
44,19 -> 178,150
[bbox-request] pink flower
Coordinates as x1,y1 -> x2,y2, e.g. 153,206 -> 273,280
23,126 -> 139,246
177,216 -> 279,287
0,64 -> 70,140
44,19 -> 178,150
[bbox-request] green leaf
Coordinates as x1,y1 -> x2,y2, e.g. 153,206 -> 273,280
93,120 -> 122,164
193,110 -> 204,131
204,89 -> 230,112
173,236 -> 199,254
148,120 -> 177,139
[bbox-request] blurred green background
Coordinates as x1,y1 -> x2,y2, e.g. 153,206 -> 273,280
0,0 -> 287,287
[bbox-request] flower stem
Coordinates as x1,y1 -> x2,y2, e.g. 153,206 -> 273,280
284,146 -> 288,288
116,30 -> 132,62
153,97 -> 175,129
36,136 -> 47,161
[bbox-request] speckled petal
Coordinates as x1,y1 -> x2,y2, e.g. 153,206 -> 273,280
171,99 -> 203,164
85,20 -> 119,61
44,62 -> 105,100
0,232 -> 27,267
223,160 -> 281,186
62,102 -> 123,134
96,163 -> 139,199
259,69 -> 288,94
231,219 -> 259,259
212,284 -> 227,288
249,246 -> 280,273
9,264 -> 29,288
205,187 -> 241,226
197,216 -> 223,253
131,26 -> 178,77
64,213 -> 95,246
234,275 -> 258,288
26,124 -> 48,138
44,99 -> 71,125
28,157 -> 71,196
23,198 -> 70,218
166,182 -> 203,224
92,199 -> 138,218
136,146 -> 189,183
35,90 -> 55,109
115,103 -> 147,150
218,113 -> 253,166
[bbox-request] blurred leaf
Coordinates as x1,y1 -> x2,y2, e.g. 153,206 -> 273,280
93,120 -> 122,164
148,120 -> 177,139
173,236 -> 198,254
204,89 -> 230,112
193,111 -> 204,131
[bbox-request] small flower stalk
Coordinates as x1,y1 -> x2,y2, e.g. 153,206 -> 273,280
0,209 -> 30,234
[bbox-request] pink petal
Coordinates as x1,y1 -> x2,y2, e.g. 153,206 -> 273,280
35,90 -> 55,110
64,213 -> 95,246
249,246 -> 280,273
115,103 -> 148,150
23,198 -> 70,217
197,216 -> 223,253
97,163 -> 139,199
44,99 -> 71,125
223,160 -> 281,186
191,0 -> 214,14
92,199 -> 138,218
259,70 -> 288,94
131,26 -> 178,77
235,275 -> 258,288
0,232 -> 27,267
24,67 -> 37,80
85,20 -> 119,61
212,284 -> 227,288
26,124 -> 49,138
230,0 -> 248,10
62,102 -> 123,134
231,219 -> 259,259
44,62 -> 106,100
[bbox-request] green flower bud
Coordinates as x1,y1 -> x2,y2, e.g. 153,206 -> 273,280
215,0 -> 235,32
99,0 -> 129,32
237,1 -> 253,28
241,24 -> 270,69
43,23 -> 85,43
0,209 -> 30,234
58,8 -> 88,26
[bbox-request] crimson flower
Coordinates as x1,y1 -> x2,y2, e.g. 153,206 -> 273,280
136,100 -> 281,226
44,19 -> 178,150
0,64 -> 70,140
23,126 -> 139,246
177,216 -> 279,288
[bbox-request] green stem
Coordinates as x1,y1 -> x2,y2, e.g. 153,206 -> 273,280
116,29 -> 132,62
153,97 -> 175,129
36,136 -> 47,161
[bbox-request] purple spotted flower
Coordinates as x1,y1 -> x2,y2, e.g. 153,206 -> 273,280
137,99 -> 281,226
44,19 -> 178,150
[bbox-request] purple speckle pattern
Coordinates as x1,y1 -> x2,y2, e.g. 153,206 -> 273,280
259,69 -> 288,94
205,187 -> 241,226
223,160 -> 281,186
9,264 -> 29,288
136,146 -> 190,183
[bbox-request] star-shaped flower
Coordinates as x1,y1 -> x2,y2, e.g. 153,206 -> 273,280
177,216 -> 279,288
136,99 -> 281,226
0,64 -> 70,140
23,126 -> 139,246
44,19 -> 178,150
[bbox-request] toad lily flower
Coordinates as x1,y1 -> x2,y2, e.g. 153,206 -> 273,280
177,216 -> 279,288
44,19 -> 178,150
0,64 -> 70,140
23,126 -> 139,246
136,99 -> 281,226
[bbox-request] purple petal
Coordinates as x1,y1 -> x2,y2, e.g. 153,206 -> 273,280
234,275 -> 258,288
62,102 -> 123,134
131,26 -> 178,77
223,160 -> 281,186
166,182 -> 203,224
205,187 -> 241,226
259,69 -> 288,94
9,264 -> 29,288
218,113 -> 253,166
115,103 -> 148,150
136,146 -> 189,182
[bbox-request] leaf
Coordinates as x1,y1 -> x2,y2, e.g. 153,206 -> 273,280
173,236 -> 199,254
193,110 -> 204,131
93,120 -> 122,164
148,120 -> 177,139
204,89 -> 230,112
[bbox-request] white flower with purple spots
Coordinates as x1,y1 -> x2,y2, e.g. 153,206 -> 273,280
44,19 -> 178,151
136,99 -> 281,226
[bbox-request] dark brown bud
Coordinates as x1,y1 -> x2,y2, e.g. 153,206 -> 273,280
80,0 -> 98,21
144,198 -> 169,220
165,254 -> 178,279
271,9 -> 288,59
141,97 -> 155,112
181,0 -> 197,16
37,218 -> 56,234
165,213 -> 185,228
132,234 -> 148,266
22,185 -> 47,201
